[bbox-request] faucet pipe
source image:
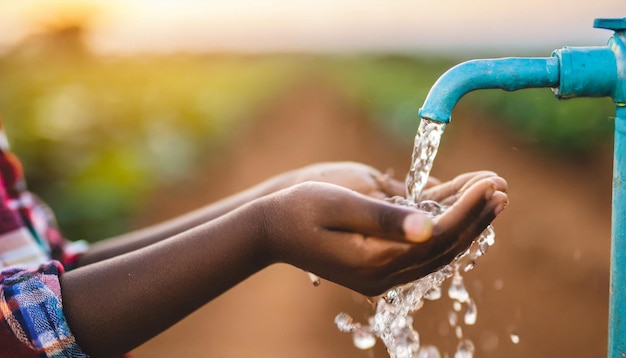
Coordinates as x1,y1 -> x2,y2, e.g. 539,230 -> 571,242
419,45 -> 622,124
418,57 -> 560,123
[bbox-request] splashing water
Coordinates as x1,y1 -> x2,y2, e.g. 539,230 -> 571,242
335,118 -> 496,358
307,272 -> 321,286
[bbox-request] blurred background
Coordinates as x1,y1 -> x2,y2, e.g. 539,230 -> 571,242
0,1 -> 623,357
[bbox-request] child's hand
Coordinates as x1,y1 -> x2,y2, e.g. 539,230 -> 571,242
261,175 -> 507,296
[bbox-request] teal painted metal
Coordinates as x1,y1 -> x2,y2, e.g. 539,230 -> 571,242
612,105 -> 626,358
552,46 -> 618,99
417,18 -> 625,357
417,57 -> 560,123
604,17 -> 626,358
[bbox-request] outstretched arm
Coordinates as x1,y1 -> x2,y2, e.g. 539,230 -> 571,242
61,176 -> 507,357
76,172 -> 288,266
77,162 -> 406,266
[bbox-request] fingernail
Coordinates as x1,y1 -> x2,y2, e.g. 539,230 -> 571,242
494,201 -> 508,215
403,213 -> 433,243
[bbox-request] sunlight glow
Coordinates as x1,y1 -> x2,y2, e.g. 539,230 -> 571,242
0,0 -> 623,54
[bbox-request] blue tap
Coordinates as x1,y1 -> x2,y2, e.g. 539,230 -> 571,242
417,17 -> 625,357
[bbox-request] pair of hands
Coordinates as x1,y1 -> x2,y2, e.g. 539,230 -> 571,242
260,162 -> 508,296
60,162 -> 507,356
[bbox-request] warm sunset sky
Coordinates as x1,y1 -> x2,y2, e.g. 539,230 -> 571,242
0,0 -> 623,55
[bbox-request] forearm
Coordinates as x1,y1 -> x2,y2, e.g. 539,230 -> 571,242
60,200 -> 270,357
77,173 -> 290,266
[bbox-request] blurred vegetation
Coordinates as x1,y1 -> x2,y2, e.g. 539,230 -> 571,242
0,51 -> 300,240
0,31 -> 615,241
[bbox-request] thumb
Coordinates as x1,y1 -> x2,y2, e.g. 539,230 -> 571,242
402,212 -> 433,243
326,191 -> 433,243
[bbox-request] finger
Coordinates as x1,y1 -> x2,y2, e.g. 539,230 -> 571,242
421,171 -> 496,202
369,172 -> 406,198
323,190 -> 433,243
440,176 -> 508,206
422,171 -> 498,202
377,176 -> 406,198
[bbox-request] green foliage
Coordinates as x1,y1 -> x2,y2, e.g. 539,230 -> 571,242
0,55 -> 296,240
466,89 -> 614,153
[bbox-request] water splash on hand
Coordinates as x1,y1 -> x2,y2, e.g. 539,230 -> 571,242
335,119 -> 497,358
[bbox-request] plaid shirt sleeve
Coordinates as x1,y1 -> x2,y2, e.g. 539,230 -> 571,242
0,119 -> 90,357
0,261 -> 88,357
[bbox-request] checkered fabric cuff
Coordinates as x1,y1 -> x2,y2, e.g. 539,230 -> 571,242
0,261 -> 88,357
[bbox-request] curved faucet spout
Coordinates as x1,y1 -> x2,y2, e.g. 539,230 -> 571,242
418,57 -> 560,123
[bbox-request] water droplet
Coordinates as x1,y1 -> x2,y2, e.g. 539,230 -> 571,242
478,241 -> 490,255
463,259 -> 476,272
416,345 -> 442,358
448,273 -> 469,303
510,333 -> 520,344
453,301 -> 462,312
335,312 -> 357,332
455,326 -> 463,339
464,299 -> 477,325
454,339 -> 475,358
385,288 -> 399,304
353,328 -> 376,350
307,272 -> 320,286
424,286 -> 442,300
483,226 -> 495,246
418,200 -> 445,216
493,279 -> 504,290
448,311 -> 458,327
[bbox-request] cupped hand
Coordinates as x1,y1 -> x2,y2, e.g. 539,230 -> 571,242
261,175 -> 508,297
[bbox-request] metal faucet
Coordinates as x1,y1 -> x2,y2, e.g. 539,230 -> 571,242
417,17 -> 625,357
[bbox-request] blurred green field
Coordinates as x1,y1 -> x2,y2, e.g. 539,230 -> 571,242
0,52 -> 614,241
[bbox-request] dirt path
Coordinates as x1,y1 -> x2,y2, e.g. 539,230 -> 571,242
130,81 -> 612,357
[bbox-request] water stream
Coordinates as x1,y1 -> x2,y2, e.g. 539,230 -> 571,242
335,118 -> 496,358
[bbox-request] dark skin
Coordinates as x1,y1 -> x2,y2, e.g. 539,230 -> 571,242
59,162 -> 508,357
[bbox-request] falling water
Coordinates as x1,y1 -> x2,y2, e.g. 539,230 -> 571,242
406,119 -> 446,202
335,118 -> 497,358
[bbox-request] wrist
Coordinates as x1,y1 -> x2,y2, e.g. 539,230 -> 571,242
229,196 -> 277,270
